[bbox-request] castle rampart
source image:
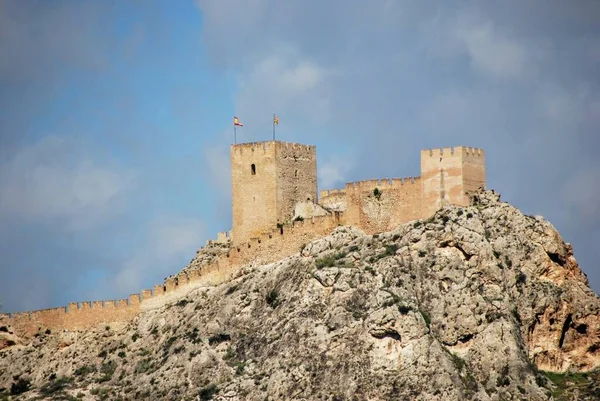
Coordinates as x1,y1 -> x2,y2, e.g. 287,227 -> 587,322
0,142 -> 485,340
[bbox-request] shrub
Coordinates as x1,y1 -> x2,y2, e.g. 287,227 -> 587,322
208,333 -> 231,346
185,328 -> 202,344
266,289 -> 280,308
315,252 -> 347,269
97,361 -> 116,383
74,365 -> 96,377
176,299 -> 190,307
398,305 -> 412,315
135,358 -> 152,374
10,378 -> 30,395
199,384 -> 219,400
373,187 -> 382,200
40,376 -> 73,395
383,244 -> 399,256
419,309 -> 431,328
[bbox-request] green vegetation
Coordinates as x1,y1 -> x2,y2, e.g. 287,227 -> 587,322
373,187 -> 382,200
543,370 -> 598,399
266,289 -> 280,308
419,309 -> 431,328
315,252 -> 347,269
40,376 -> 73,395
10,378 -> 30,395
74,365 -> 96,378
223,346 -> 246,375
208,333 -> 231,345
176,298 -> 190,307
225,284 -> 239,295
369,244 -> 400,263
185,327 -> 202,344
198,384 -> 219,400
135,358 -> 152,374
97,360 -> 116,383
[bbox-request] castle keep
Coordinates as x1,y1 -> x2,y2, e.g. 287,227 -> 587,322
0,141 -> 485,338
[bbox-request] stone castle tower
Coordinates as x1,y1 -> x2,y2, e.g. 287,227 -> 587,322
420,146 -> 486,217
230,141 -> 318,245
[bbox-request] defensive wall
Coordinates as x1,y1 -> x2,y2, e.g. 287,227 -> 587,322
0,214 -> 342,339
0,144 -> 485,339
318,146 -> 486,233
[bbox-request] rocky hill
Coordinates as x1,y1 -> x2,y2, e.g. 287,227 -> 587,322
0,190 -> 599,401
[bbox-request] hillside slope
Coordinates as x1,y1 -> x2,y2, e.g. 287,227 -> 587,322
1,190 -> 599,401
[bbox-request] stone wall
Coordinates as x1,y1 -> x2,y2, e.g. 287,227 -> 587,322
319,189 -> 347,211
343,177 -> 423,234
0,214 -> 342,338
275,142 -> 318,224
318,146 -> 486,233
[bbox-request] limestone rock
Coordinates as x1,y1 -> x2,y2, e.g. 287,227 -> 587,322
0,189 -> 598,400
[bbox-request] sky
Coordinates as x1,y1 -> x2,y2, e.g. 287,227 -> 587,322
0,0 -> 598,313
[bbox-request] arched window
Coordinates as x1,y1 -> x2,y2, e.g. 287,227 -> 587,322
295,170 -> 298,177
251,164 -> 256,175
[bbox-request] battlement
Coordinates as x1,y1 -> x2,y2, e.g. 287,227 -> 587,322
319,188 -> 347,198
344,176 -> 421,191
231,141 -> 315,155
206,231 -> 230,246
422,146 -> 485,157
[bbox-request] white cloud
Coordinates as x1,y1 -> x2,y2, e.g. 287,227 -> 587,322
110,216 -> 207,295
318,155 -> 355,190
456,18 -> 527,79
234,46 -> 334,136
421,9 -> 530,80
0,135 -> 135,230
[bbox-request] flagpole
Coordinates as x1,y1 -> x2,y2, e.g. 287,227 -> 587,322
272,113 -> 275,141
234,124 -> 237,144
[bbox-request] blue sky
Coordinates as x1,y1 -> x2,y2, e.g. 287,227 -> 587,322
1,0 -> 599,312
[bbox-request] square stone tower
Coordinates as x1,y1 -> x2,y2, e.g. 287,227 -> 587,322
420,146 -> 486,218
230,141 -> 317,245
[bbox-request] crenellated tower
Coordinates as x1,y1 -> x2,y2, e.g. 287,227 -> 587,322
230,141 -> 317,245
420,146 -> 486,218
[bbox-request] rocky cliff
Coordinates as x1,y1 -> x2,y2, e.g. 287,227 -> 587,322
0,190 -> 598,400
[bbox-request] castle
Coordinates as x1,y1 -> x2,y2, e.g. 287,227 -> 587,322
0,141 -> 485,338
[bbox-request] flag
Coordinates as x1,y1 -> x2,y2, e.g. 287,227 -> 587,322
273,115 -> 279,125
234,116 -> 243,126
